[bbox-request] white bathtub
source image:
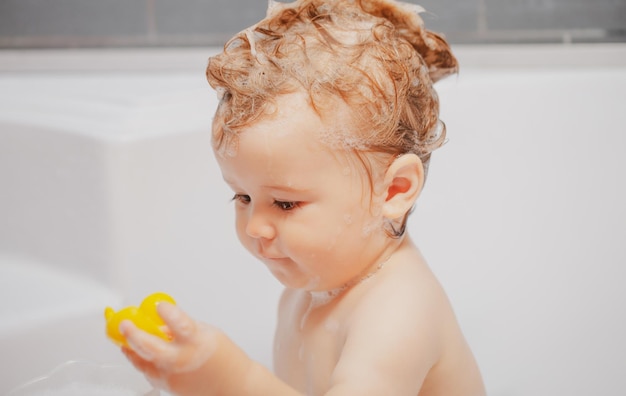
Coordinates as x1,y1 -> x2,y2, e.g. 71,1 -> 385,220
0,44 -> 625,395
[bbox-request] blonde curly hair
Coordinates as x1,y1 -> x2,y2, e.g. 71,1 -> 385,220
207,0 -> 457,176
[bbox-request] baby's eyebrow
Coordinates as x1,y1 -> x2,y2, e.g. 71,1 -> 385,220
221,177 -> 310,193
261,184 -> 310,193
222,178 -> 243,192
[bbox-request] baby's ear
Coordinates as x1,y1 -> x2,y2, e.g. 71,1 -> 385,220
381,154 -> 424,220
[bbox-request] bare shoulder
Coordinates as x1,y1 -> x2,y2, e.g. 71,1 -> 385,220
350,242 -> 453,331
326,244 -> 448,392
328,241 -> 485,395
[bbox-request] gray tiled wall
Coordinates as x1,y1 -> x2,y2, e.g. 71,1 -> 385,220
0,0 -> 148,37
0,0 -> 625,48
485,0 -> 625,30
153,0 -> 266,35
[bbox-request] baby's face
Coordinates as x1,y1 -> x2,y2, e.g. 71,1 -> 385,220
215,92 -> 389,292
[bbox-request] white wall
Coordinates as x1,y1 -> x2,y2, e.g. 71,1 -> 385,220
418,48 -> 626,395
0,45 -> 624,395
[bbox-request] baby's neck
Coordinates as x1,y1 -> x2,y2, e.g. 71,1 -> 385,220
308,234 -> 411,308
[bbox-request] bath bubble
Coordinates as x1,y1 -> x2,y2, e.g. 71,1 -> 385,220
361,222 -> 375,237
310,289 -> 343,308
300,288 -> 344,329
361,217 -> 384,237
6,361 -> 158,396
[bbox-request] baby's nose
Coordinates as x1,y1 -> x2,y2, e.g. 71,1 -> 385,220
245,212 -> 276,240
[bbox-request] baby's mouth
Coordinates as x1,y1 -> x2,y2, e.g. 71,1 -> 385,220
258,250 -> 287,261
261,255 -> 288,262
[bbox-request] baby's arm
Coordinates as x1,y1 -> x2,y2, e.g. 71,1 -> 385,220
121,282 -> 444,395
121,302 -> 300,396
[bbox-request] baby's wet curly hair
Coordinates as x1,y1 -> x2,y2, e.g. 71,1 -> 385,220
207,0 -> 457,164
207,0 -> 458,236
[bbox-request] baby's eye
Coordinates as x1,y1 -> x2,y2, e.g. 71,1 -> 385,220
273,200 -> 299,211
232,194 -> 251,204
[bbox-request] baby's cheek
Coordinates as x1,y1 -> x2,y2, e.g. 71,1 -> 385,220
324,222 -> 351,252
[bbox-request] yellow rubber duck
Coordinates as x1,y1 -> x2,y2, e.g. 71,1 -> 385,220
104,292 -> 176,347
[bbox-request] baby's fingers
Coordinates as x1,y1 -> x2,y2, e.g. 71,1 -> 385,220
122,346 -> 160,378
120,320 -> 167,361
157,302 -> 197,341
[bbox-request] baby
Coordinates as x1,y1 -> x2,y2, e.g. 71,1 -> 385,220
120,0 -> 486,395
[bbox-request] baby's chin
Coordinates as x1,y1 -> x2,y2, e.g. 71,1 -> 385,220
261,258 -> 307,288
267,267 -> 324,291
260,257 -> 350,293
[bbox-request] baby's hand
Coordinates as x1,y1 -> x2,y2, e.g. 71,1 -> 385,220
120,303 -> 253,396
